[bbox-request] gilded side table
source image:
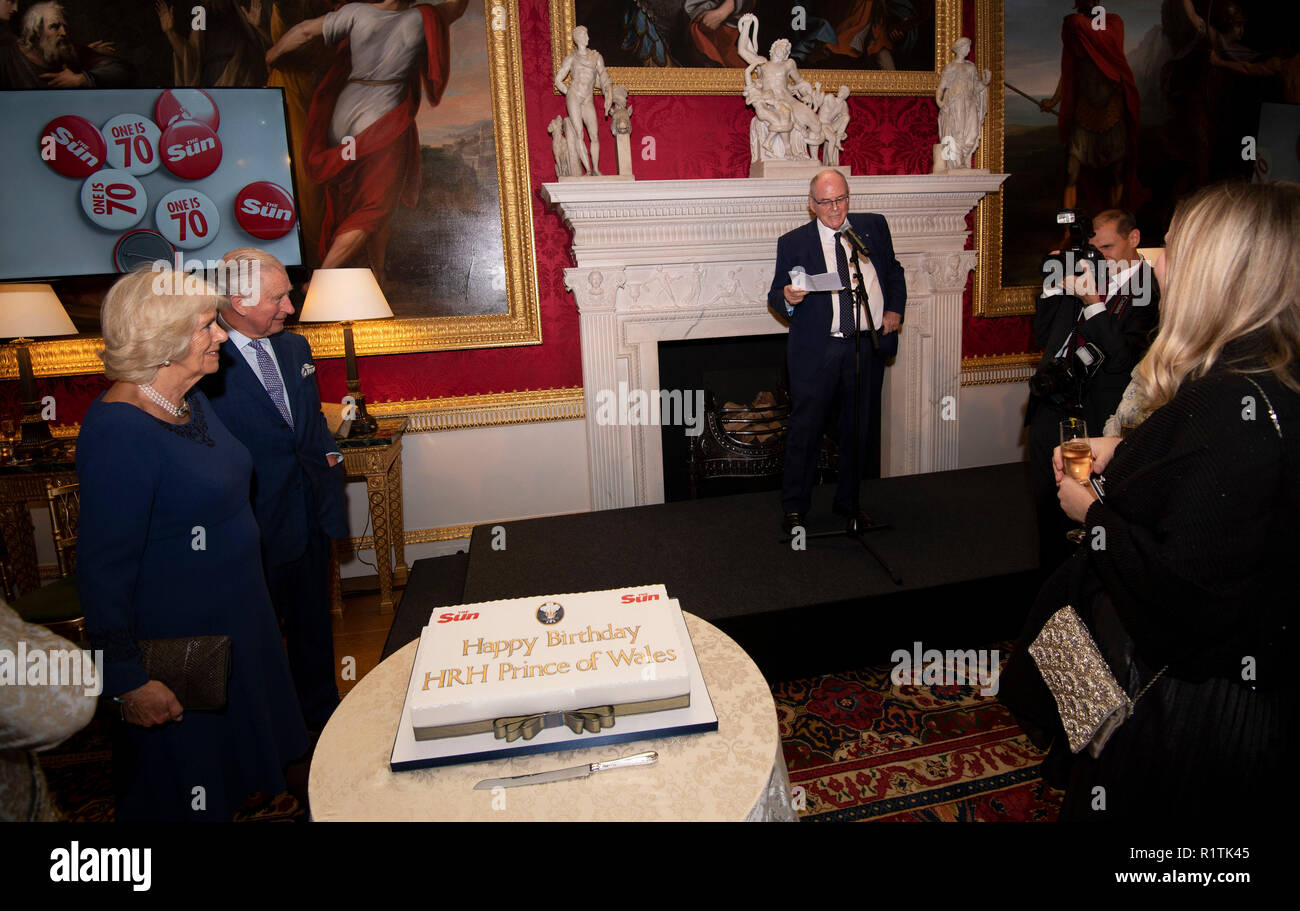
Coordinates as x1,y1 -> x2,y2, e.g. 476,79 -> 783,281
0,451 -> 77,599
335,417 -> 408,614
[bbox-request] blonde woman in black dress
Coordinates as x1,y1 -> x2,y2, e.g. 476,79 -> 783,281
1002,181 -> 1299,819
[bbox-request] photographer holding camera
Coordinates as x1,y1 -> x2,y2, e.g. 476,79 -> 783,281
1027,209 -> 1160,569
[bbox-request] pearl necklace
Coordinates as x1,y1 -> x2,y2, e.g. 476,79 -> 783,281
138,384 -> 189,418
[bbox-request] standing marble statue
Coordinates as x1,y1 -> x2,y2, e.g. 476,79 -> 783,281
745,82 -> 804,162
815,84 -> 851,168
737,14 -> 851,175
607,84 -> 635,178
737,14 -> 824,169
548,116 -> 577,178
934,37 -> 991,172
554,26 -> 614,176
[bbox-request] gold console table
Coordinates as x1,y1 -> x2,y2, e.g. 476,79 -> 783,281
0,450 -> 76,600
333,416 -> 409,615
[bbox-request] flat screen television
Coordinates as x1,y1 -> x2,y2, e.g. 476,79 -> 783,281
1255,102 -> 1300,184
0,87 -> 303,282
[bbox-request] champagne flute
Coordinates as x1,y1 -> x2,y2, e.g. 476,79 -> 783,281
1059,417 -> 1092,544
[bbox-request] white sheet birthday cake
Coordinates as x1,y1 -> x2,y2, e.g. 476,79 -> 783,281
409,585 -> 692,741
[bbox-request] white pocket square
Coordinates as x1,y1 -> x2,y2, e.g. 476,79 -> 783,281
301,363 -> 316,378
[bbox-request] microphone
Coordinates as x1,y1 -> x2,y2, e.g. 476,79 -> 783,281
840,225 -> 870,256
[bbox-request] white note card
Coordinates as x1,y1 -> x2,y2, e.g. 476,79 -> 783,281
789,266 -> 843,293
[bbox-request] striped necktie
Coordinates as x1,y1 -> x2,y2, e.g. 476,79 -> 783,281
249,338 -> 293,428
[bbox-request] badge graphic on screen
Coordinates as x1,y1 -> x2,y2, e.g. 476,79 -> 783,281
113,229 -> 176,273
155,189 -> 220,250
160,120 -> 222,180
154,88 -> 220,131
41,115 -> 107,179
101,113 -> 162,176
234,181 -> 297,239
80,170 -> 147,231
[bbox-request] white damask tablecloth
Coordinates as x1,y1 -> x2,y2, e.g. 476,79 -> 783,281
310,612 -> 796,822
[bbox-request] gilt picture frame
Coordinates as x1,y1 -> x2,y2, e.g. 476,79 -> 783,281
2,0 -> 541,380
970,0 -> 1027,317
974,0 -> 1297,317
551,0 -> 962,96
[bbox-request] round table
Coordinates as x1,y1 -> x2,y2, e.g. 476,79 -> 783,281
309,612 -> 796,821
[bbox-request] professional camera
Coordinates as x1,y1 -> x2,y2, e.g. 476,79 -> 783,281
1029,341 -> 1106,408
1040,209 -> 1106,297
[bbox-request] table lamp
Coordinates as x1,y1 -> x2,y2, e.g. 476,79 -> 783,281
0,284 -> 78,457
299,268 -> 394,438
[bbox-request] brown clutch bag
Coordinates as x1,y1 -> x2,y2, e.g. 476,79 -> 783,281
138,636 -> 232,711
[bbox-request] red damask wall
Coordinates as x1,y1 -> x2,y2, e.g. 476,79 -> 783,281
6,0 -> 1029,428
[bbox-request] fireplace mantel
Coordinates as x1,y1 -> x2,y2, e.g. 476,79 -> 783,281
541,174 -> 1007,510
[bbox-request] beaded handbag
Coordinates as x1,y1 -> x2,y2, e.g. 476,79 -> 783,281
1029,606 -> 1164,758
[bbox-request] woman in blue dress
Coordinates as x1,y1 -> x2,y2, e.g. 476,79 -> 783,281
78,267 -> 309,821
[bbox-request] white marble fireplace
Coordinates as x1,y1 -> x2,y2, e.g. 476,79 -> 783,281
541,174 -> 1006,510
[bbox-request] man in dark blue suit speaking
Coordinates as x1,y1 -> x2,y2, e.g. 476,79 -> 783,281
203,248 -> 349,733
767,169 -> 906,537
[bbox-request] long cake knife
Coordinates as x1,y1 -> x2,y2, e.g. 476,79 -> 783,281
473,751 -> 658,789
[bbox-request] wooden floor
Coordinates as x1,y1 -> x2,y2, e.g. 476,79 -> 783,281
331,580 -> 401,699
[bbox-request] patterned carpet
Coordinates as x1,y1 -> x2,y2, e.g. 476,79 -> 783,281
45,647 -> 1059,823
773,645 -> 1064,821
38,723 -> 116,823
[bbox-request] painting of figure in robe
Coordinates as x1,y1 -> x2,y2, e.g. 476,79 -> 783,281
5,0 -> 513,330
574,0 -> 936,72
1001,0 -> 1300,289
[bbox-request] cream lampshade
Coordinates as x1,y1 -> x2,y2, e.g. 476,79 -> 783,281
0,284 -> 78,455
0,284 -> 78,338
298,269 -> 394,438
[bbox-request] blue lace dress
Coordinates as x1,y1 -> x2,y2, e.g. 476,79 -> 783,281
78,390 -> 309,820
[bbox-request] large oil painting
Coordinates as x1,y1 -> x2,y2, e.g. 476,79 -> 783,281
0,0 -> 539,377
554,0 -> 962,96
978,0 -> 1300,316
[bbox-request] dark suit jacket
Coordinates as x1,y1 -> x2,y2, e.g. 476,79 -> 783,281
766,212 -> 907,368
201,331 -> 348,567
1027,260 -> 1161,434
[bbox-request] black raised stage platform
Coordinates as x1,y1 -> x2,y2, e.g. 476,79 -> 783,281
386,462 -> 1041,681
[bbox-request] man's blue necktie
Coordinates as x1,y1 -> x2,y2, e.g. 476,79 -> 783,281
834,232 -> 856,336
249,338 -> 293,428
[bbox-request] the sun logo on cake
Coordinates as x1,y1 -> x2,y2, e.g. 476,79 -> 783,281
536,602 -> 565,625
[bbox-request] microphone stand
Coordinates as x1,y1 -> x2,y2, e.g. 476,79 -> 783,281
806,230 -> 902,585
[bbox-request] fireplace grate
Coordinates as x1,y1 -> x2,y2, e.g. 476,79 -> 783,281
687,390 -> 837,498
